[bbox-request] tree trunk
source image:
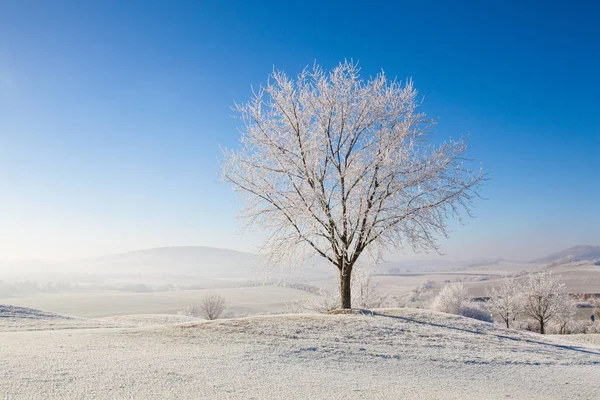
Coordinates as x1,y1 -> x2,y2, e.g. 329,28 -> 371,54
340,267 -> 352,309
505,319 -> 510,329
539,320 -> 545,335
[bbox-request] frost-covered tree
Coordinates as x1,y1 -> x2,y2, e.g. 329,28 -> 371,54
521,271 -> 567,334
222,61 -> 485,309
486,274 -> 523,329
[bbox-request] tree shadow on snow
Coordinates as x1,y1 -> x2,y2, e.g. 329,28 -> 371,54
372,312 -> 600,358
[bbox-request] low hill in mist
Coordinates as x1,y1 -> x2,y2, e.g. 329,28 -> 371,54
76,246 -> 259,279
60,246 -> 334,283
534,245 -> 600,263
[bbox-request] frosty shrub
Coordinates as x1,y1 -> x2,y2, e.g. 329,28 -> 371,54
178,305 -> 200,318
459,303 -> 493,323
198,293 -> 227,320
588,322 -> 600,334
404,280 -> 436,309
180,293 -> 227,320
431,282 -> 467,314
299,287 -> 340,313
431,282 -> 492,322
351,268 -> 386,309
547,319 -> 589,335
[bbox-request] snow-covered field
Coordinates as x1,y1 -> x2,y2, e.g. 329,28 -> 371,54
1,307 -> 599,399
0,286 -> 314,318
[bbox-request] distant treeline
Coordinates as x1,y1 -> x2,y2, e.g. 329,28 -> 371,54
0,280 -> 76,298
0,280 -> 209,298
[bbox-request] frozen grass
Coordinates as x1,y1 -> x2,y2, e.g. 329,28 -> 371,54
0,307 -> 599,399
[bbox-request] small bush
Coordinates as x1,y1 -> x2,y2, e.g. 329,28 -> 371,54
179,293 -> 227,320
351,268 -> 386,309
298,287 -> 340,313
459,304 -> 493,323
431,282 -> 467,314
403,280 -> 436,309
588,322 -> 600,334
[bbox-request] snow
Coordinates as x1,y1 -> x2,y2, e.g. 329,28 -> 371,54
0,307 -> 598,399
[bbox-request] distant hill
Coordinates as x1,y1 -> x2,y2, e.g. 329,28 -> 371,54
533,245 -> 600,263
76,246 -> 259,278
63,246 -> 334,282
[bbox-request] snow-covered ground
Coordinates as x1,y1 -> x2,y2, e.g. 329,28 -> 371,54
1,307 -> 599,399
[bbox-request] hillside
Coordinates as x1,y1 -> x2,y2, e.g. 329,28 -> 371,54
72,246 -> 260,278
0,246 -> 336,285
0,308 -> 598,399
534,245 -> 600,263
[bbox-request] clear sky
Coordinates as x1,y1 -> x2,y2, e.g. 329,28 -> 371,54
0,0 -> 598,261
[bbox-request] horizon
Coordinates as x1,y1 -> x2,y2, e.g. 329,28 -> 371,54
1,1 -> 599,263
1,243 -> 599,266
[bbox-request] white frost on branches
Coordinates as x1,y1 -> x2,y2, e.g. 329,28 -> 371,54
180,293 -> 227,320
486,273 -> 523,329
431,282 -> 467,315
431,282 -> 492,323
222,61 -> 485,308
351,267 -> 386,309
521,271 -> 568,334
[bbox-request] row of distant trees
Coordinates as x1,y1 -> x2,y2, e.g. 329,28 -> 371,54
485,271 -> 576,334
0,281 -> 211,298
298,268 -> 597,335
0,281 -> 75,298
427,271 -> 599,335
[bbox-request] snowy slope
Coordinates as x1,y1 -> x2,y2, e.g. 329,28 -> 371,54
0,308 -> 598,399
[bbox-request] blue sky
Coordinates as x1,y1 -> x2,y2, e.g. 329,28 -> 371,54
0,0 -> 598,261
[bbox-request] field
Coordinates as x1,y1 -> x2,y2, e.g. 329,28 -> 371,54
1,259 -> 599,321
0,286 -> 314,318
1,308 -> 599,399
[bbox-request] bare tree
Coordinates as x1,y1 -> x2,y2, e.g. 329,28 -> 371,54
486,273 -> 523,329
521,271 -> 566,334
198,293 -> 227,320
222,61 -> 485,309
